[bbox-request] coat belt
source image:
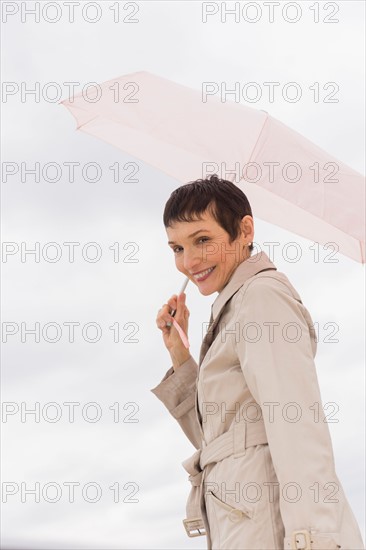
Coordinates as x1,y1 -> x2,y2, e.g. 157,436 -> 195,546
181,413 -> 268,537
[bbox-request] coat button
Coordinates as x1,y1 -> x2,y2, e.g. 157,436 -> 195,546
228,509 -> 243,522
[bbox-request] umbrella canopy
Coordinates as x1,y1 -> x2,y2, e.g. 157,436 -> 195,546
60,71 -> 365,263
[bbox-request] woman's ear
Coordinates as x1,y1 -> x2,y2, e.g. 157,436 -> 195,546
240,215 -> 254,243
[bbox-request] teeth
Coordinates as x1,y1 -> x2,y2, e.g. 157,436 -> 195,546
194,267 -> 215,280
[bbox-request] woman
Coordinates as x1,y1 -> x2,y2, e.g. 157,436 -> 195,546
150,175 -> 364,550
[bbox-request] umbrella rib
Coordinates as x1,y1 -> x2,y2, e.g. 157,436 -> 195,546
359,240 -> 365,264
245,113 -> 269,167
76,114 -> 99,131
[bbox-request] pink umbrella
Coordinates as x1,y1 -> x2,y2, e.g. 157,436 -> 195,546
60,71 -> 365,263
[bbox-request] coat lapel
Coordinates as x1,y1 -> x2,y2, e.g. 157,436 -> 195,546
198,251 -> 277,366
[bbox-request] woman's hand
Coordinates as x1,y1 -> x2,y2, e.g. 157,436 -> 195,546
156,293 -> 191,368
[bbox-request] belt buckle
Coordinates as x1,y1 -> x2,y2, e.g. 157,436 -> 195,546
182,517 -> 206,537
291,530 -> 312,550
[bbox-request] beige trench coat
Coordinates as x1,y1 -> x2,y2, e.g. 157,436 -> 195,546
151,251 -> 364,550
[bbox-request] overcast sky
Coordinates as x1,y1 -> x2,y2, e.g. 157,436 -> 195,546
1,1 -> 365,548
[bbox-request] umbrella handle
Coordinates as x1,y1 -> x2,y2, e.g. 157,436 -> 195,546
169,276 -> 190,317
166,276 -> 190,348
171,318 -> 190,349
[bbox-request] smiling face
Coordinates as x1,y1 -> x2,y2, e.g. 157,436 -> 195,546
167,209 -> 254,295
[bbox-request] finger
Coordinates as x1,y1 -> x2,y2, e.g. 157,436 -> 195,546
157,310 -> 174,327
175,292 -> 185,316
158,294 -> 180,325
161,296 -> 177,311
158,312 -> 174,326
167,296 -> 177,310
158,304 -> 174,317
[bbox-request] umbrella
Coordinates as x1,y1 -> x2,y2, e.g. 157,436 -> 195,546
60,71 -> 365,263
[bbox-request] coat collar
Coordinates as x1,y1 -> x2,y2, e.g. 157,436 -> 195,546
211,250 -> 277,322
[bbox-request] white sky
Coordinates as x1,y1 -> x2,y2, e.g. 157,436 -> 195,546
1,1 -> 365,548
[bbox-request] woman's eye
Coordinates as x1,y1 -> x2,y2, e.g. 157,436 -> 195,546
172,237 -> 210,254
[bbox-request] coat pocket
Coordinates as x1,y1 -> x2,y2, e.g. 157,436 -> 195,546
207,490 -> 255,522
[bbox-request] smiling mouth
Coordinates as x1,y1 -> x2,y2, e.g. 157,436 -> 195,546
192,266 -> 216,281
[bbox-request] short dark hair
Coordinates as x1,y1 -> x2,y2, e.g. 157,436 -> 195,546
163,174 -> 254,254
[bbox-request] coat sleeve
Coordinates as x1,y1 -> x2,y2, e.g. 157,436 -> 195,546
234,277 -> 346,546
150,356 -> 203,450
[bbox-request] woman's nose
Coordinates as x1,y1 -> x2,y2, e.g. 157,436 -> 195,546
183,249 -> 202,272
